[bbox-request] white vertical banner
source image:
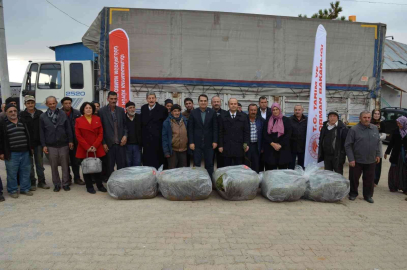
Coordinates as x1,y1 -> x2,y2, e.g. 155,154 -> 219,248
304,25 -> 327,167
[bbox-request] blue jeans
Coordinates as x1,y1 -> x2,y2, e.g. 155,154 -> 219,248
5,151 -> 31,194
30,145 -> 46,183
126,144 -> 141,167
288,152 -> 305,170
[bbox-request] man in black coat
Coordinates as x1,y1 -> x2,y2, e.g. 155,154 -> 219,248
318,111 -> 349,175
257,96 -> 271,172
125,101 -> 142,167
188,94 -> 218,176
99,92 -> 128,177
140,91 -> 168,169
289,105 -> 307,169
258,96 -> 271,120
211,96 -> 226,169
61,97 -> 84,185
20,95 -> 49,190
218,98 -> 250,166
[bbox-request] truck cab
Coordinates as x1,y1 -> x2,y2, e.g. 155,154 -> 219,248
19,61 -> 95,111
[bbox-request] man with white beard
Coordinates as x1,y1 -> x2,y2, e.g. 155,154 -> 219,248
125,101 -> 142,167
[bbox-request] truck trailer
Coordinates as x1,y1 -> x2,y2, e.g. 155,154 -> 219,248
20,7 -> 386,121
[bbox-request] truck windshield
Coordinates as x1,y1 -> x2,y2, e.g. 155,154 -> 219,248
38,64 -> 62,89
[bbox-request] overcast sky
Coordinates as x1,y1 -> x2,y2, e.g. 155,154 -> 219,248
3,0 -> 407,83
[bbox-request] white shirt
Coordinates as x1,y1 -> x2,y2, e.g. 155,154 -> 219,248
327,121 -> 338,130
149,103 -> 156,111
260,109 -> 267,119
230,111 -> 236,118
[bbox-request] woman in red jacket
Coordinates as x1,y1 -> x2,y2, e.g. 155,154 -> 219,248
75,102 -> 107,194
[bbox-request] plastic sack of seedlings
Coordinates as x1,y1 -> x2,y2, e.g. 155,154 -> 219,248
157,167 -> 212,201
212,165 -> 260,201
107,166 -> 157,200
301,163 -> 350,202
261,169 -> 307,202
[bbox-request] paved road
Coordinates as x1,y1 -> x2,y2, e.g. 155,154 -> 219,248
1,146 -> 407,270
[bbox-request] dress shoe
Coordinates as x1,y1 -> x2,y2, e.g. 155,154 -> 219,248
87,187 -> 96,194
20,191 -> 33,196
97,185 -> 107,192
364,197 -> 374,203
0,194 -> 5,201
53,186 -> 61,192
38,182 -> 50,189
63,186 -> 71,191
10,193 -> 19,198
74,179 -> 85,185
30,186 -> 37,191
349,196 -> 356,201
390,189 -> 397,192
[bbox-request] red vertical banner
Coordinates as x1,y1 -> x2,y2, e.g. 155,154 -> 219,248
109,28 -> 131,108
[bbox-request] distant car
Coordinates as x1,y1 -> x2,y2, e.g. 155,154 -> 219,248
381,107 -> 407,143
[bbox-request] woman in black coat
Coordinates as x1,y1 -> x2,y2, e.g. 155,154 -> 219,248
371,109 -> 386,186
385,116 -> 407,193
262,103 -> 292,170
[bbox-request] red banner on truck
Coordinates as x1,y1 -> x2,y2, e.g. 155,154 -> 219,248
109,28 -> 131,108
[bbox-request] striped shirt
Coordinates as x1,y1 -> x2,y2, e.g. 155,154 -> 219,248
250,120 -> 258,143
6,119 -> 29,152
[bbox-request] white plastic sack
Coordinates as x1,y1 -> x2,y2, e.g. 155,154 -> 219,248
157,167 -> 212,201
301,163 -> 350,202
261,170 -> 307,202
107,166 -> 157,200
212,165 -> 260,201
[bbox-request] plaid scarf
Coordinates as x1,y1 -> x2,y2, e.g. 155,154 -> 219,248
47,108 -> 59,126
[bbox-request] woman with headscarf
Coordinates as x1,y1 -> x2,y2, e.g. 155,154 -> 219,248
262,103 -> 292,170
371,109 -> 386,186
384,116 -> 407,193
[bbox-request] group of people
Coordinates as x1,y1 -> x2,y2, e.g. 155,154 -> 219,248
1,92 -> 407,204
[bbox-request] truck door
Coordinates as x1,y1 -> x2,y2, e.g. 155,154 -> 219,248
63,61 -> 94,110
34,63 -> 65,110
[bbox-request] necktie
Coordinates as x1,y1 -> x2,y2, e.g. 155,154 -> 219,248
232,114 -> 235,119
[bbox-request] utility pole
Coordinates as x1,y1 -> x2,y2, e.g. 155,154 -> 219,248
0,0 -> 11,104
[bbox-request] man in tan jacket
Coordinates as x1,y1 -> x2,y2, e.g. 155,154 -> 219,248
162,104 -> 189,169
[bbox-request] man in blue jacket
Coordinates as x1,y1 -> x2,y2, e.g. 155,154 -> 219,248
188,94 -> 218,176
245,104 -> 264,173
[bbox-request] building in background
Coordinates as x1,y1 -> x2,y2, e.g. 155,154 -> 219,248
0,82 -> 21,109
381,40 -> 407,108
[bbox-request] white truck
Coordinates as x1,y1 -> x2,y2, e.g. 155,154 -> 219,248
20,61 -> 95,110
20,7 -> 386,122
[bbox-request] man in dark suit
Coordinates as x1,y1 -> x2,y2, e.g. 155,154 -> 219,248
140,91 -> 168,169
98,92 -> 128,177
218,98 -> 250,166
211,96 -> 226,169
258,96 -> 271,120
257,96 -> 271,172
188,94 -> 218,176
